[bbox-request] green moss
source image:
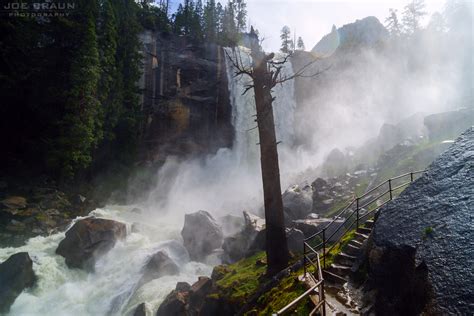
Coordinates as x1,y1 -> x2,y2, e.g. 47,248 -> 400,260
423,226 -> 434,240
255,271 -> 311,315
323,228 -> 357,268
215,252 -> 267,302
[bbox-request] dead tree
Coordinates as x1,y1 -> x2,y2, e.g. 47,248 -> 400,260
226,27 -> 322,276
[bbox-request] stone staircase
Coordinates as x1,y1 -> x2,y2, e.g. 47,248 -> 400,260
323,219 -> 374,287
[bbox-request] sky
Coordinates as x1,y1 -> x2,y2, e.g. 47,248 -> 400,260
245,0 -> 446,51
167,0 -> 447,51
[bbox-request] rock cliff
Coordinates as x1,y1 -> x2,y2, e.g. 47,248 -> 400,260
367,127 -> 474,315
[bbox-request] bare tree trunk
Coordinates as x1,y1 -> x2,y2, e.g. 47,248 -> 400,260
250,40 -> 290,276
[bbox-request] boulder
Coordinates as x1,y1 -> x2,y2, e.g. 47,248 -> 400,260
156,288 -> 188,316
293,218 -> 345,241
286,228 -> 305,254
282,184 -> 313,220
248,228 -> 306,254
188,276 -> 213,314
0,252 -> 36,313
181,211 -> 223,261
222,212 -> 264,263
217,214 -> 244,236
1,196 -> 27,209
138,251 -> 179,286
56,217 -> 126,270
156,277 -> 213,316
133,302 -> 147,316
367,128 -> 474,315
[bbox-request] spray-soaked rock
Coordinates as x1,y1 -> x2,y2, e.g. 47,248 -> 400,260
181,210 -> 223,261
0,252 -> 36,313
282,184 -> 313,220
56,217 -> 126,270
138,251 -> 179,287
222,211 -> 264,263
157,277 -> 213,316
366,128 -> 474,315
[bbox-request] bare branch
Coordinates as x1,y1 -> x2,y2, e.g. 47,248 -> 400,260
224,49 -> 253,78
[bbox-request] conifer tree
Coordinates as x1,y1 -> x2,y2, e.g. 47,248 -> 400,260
280,25 -> 293,53
56,0 -> 101,178
297,36 -> 305,50
402,0 -> 427,35
385,8 -> 402,37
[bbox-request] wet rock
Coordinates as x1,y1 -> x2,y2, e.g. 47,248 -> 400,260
156,277 -> 213,316
56,217 -> 126,270
286,228 -> 305,254
138,251 -> 179,286
217,214 -> 244,236
248,228 -> 306,254
221,212 -> 264,263
367,128 -> 474,315
175,282 -> 191,292
156,288 -> 188,316
0,252 -> 36,313
211,265 -> 231,281
133,302 -> 147,316
243,211 -> 265,232
282,184 -> 313,220
188,276 -> 213,314
181,210 -> 223,261
1,196 -> 27,209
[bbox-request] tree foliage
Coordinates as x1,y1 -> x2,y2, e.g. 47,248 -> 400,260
402,0 -> 427,34
296,36 -> 305,51
280,25 -> 293,53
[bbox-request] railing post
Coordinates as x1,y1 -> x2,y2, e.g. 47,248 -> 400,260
322,281 -> 326,316
410,172 -> 414,182
388,179 -> 393,200
303,242 -> 307,278
356,197 -> 360,229
322,229 -> 326,268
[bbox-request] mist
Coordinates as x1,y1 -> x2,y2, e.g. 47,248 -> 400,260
136,0 -> 472,224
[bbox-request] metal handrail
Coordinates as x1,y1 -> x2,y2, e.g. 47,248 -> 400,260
303,170 -> 425,268
276,170 -> 424,315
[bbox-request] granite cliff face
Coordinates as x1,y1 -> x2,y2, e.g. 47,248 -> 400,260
138,31 -> 233,163
367,127 -> 474,315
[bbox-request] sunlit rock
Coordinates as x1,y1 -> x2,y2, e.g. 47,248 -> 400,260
56,217 -> 126,270
181,210 -> 223,262
366,127 -> 474,315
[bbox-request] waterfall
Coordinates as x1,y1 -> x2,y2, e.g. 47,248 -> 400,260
0,46 -> 298,316
224,47 -> 297,162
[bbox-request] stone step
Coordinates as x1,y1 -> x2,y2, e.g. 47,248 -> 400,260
354,232 -> 369,242
327,263 -> 352,276
323,270 -> 348,285
364,219 -> 375,228
357,227 -> 372,235
348,239 -> 363,248
334,252 -> 357,266
344,244 -> 361,256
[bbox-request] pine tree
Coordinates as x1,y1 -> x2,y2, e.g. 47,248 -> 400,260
56,0 -> 101,179
280,25 -> 293,53
402,0 -> 427,35
98,0 -> 119,141
234,0 -> 247,32
221,1 -> 238,46
204,0 -> 218,41
385,8 -> 402,37
296,36 -> 305,50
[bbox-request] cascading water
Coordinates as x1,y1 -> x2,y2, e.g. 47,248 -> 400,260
0,46 -> 297,316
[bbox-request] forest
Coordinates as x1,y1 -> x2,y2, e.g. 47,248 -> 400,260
0,0 -> 247,182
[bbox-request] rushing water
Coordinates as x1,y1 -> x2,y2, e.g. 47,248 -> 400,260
1,47 -> 296,316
